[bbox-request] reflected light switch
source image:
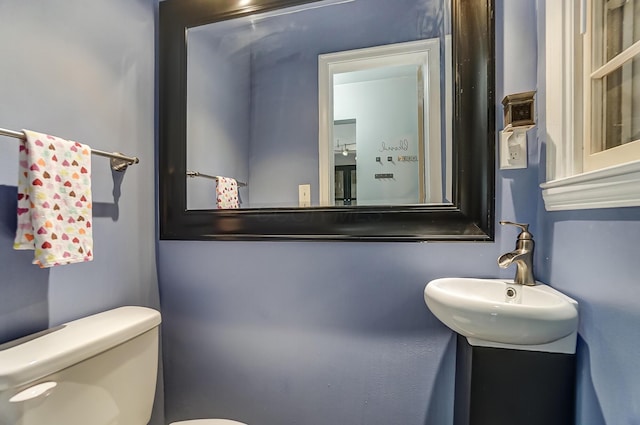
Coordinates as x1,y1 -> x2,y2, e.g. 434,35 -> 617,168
299,184 -> 311,207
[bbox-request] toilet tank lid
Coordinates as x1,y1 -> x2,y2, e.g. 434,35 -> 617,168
0,306 -> 161,391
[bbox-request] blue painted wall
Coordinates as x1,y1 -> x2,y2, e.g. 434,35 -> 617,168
158,1 -> 537,424
159,241 -> 505,424
0,0 -> 162,423
535,2 -> 640,424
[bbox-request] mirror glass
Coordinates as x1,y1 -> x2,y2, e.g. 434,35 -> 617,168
185,0 -> 451,210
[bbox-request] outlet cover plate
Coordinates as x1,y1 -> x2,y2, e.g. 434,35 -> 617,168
500,130 -> 527,170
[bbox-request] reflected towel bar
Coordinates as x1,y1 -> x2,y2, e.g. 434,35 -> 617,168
0,127 -> 140,172
186,170 -> 247,187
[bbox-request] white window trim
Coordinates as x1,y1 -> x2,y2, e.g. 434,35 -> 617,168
541,0 -> 640,211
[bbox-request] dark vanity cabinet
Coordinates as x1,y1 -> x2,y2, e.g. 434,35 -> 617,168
454,336 -> 576,425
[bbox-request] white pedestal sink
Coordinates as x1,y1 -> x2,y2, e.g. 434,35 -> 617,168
424,278 -> 579,354
425,278 -> 580,424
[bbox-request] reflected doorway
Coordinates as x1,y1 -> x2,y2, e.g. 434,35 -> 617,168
335,165 -> 357,205
334,118 -> 357,205
318,38 -> 445,206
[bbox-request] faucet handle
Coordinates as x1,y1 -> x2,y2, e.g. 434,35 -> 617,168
500,221 -> 533,239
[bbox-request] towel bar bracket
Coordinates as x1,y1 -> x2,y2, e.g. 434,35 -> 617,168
111,157 -> 131,172
108,153 -> 139,172
87,149 -> 139,172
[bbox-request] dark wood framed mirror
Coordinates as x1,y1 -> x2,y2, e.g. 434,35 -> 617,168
159,0 -> 494,241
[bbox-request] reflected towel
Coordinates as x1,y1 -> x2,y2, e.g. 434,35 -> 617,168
216,176 -> 239,209
14,130 -> 93,267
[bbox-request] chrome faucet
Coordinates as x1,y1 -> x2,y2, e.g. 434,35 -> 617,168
498,221 -> 535,286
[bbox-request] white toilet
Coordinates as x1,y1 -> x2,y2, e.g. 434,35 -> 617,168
0,306 -> 246,425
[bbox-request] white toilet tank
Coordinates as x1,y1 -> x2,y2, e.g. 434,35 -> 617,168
0,306 -> 161,425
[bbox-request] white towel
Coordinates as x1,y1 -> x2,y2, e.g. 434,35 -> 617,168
14,130 -> 93,267
216,176 -> 239,209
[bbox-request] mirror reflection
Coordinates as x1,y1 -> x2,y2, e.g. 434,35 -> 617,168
186,0 -> 451,210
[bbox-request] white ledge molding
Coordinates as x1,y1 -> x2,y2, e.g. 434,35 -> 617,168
541,160 -> 640,211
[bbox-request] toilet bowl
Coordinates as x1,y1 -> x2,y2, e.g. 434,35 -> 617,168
0,306 -> 247,425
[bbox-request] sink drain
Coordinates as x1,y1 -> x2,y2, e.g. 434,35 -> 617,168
505,287 -> 517,299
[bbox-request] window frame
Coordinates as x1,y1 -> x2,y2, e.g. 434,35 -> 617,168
541,0 -> 640,211
583,0 -> 640,171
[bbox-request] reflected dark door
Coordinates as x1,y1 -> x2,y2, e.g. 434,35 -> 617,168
335,165 -> 357,205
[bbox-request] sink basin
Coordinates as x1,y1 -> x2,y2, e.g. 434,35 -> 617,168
424,278 -> 578,347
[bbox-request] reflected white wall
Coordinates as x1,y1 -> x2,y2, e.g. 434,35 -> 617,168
334,76 -> 420,204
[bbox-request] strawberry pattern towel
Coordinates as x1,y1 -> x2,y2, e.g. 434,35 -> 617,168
14,130 -> 93,268
216,176 -> 239,209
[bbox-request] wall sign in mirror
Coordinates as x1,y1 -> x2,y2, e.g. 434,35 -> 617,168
159,0 -> 495,241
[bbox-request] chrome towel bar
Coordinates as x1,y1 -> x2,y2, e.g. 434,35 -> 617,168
0,127 -> 140,172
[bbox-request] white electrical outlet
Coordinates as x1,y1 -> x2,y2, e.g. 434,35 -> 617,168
500,130 -> 527,169
298,184 -> 311,207
509,143 -> 521,161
